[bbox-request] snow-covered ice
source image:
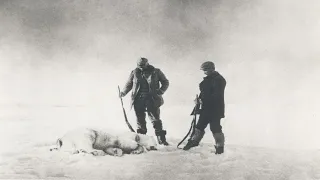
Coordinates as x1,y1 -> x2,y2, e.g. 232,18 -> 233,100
1,0 -> 320,179
1,105 -> 319,180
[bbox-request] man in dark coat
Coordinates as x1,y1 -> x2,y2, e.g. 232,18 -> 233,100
183,61 -> 226,154
119,57 -> 170,145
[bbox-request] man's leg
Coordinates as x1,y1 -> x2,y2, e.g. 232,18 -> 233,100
210,117 -> 225,154
133,98 -> 147,134
183,112 -> 209,150
146,102 -> 169,145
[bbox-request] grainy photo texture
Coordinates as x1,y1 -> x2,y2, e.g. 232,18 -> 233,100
0,0 -> 319,179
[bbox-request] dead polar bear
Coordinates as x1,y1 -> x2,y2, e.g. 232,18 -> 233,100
50,128 -> 158,156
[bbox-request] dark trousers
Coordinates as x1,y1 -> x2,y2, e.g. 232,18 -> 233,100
196,110 -> 222,133
133,96 -> 163,134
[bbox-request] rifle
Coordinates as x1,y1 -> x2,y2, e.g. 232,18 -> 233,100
118,86 -> 135,133
177,94 -> 201,149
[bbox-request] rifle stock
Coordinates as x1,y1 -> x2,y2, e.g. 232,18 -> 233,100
177,94 -> 200,149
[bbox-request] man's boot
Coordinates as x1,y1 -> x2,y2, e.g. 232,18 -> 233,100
213,132 -> 225,154
183,128 -> 205,150
155,130 -> 169,146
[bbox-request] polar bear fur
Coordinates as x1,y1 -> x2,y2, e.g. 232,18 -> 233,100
50,128 -> 158,156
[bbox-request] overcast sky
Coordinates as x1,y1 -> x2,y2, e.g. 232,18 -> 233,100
1,0 -> 320,149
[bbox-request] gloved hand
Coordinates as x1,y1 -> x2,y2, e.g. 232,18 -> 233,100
119,91 -> 126,98
156,89 -> 164,95
194,97 -> 202,105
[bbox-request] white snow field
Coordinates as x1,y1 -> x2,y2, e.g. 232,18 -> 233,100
1,0 -> 320,179
1,105 -> 320,180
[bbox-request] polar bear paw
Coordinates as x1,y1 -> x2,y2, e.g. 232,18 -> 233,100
104,148 -> 124,157
78,149 -> 88,153
91,150 -> 107,156
113,148 -> 124,157
131,145 -> 145,155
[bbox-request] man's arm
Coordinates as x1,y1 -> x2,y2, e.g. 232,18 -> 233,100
157,69 -> 169,95
211,77 -> 226,100
199,77 -> 225,104
121,70 -> 134,96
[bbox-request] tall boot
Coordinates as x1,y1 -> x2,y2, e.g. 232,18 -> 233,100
155,130 -> 169,146
153,121 -> 169,146
213,132 -> 225,154
183,128 -> 205,150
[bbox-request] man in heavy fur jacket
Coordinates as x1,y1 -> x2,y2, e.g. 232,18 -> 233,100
183,61 -> 226,154
120,57 -> 170,146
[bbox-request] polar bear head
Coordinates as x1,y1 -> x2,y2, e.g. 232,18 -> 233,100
134,133 -> 158,151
